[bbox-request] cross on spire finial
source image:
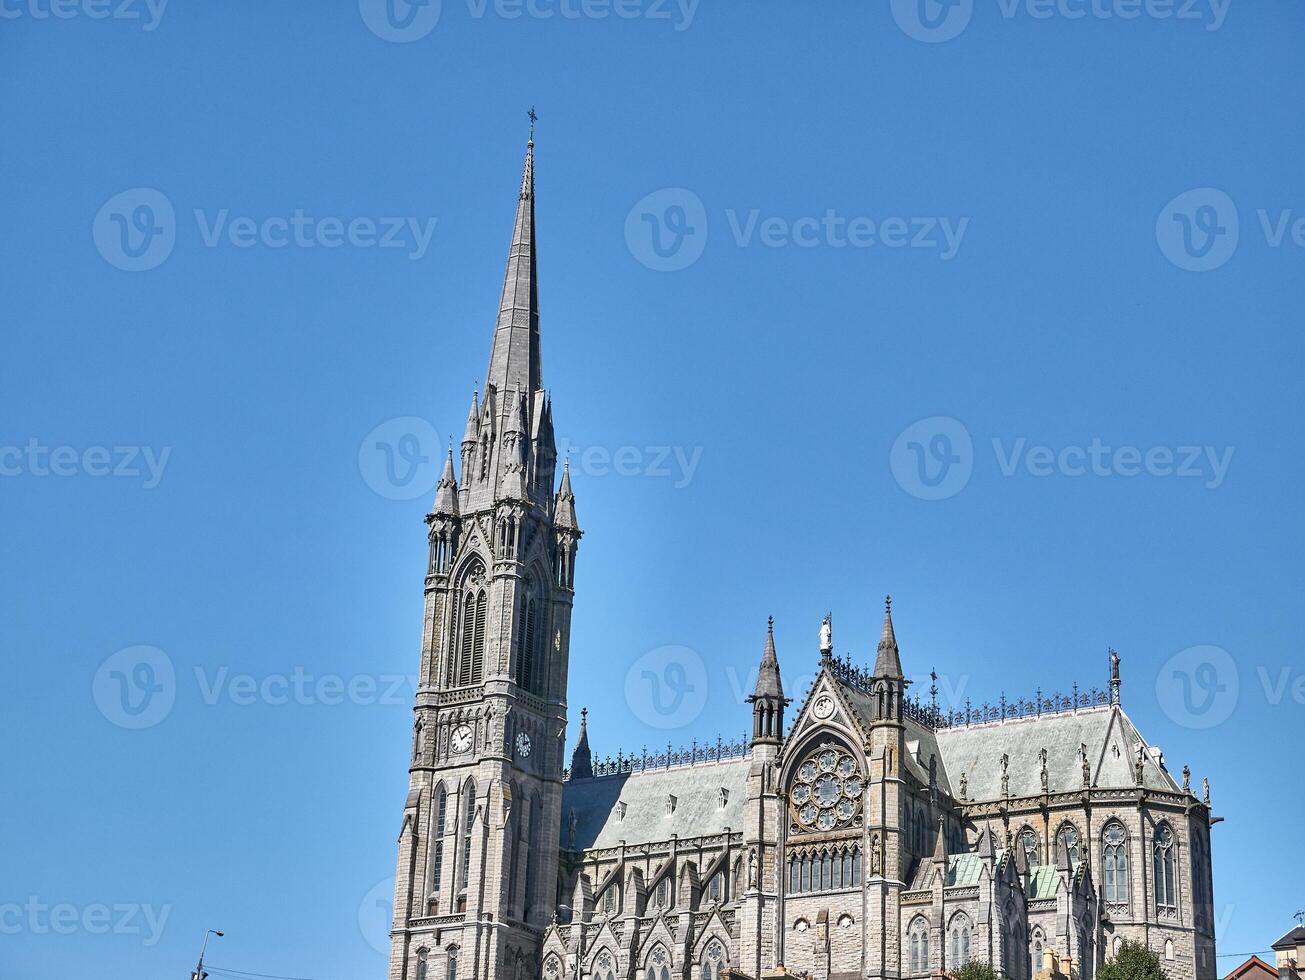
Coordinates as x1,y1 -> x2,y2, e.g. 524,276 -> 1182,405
528,106 -> 538,139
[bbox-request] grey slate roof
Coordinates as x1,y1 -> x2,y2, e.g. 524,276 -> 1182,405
1273,927 -> 1305,950
561,757 -> 751,851
934,705 -> 1177,799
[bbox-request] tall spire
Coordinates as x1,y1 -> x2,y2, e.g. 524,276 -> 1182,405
873,595 -> 903,679
484,129 -> 541,397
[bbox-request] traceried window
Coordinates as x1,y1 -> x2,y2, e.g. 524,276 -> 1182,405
949,913 -> 972,966
1019,826 -> 1039,863
1102,822 -> 1129,907
645,944 -> 671,980
1056,822 -> 1081,866
789,744 -> 864,833
448,946 -> 459,980
1154,824 -> 1177,910
1030,927 -> 1046,976
592,950 -> 616,980
417,948 -> 429,980
786,845 -> 862,894
908,917 -> 930,975
700,940 -> 725,980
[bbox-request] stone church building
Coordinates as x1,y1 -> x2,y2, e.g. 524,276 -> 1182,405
386,136 -> 1219,980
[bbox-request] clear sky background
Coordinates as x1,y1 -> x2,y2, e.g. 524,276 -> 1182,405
2,1 -> 1302,978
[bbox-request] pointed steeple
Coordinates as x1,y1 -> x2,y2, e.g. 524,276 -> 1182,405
749,616 -> 788,744
569,707 -> 593,780
554,458 -> 579,531
872,595 -> 903,679
753,616 -> 784,700
484,132 -> 541,397
431,448 -> 459,516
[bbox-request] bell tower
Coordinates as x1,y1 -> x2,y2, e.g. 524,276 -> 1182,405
389,128 -> 581,980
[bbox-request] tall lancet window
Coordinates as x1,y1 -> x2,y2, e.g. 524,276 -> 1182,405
460,780 -> 477,891
515,589 -> 541,694
1102,822 -> 1129,907
454,561 -> 487,687
1154,823 -> 1177,910
430,784 -> 448,897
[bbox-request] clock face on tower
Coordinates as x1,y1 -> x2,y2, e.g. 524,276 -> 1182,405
451,725 -> 473,754
515,731 -> 533,758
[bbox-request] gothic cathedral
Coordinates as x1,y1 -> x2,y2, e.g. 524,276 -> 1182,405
387,137 -> 1219,980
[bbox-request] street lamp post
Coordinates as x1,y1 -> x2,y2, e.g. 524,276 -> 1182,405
192,928 -> 225,980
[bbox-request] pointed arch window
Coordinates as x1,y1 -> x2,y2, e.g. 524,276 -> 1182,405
706,869 -> 726,904
1154,823 -> 1177,910
601,882 -> 618,915
454,562 -> 488,687
700,940 -> 725,980
645,944 -> 672,980
431,784 -> 448,896
652,872 -> 674,910
1102,821 -> 1129,907
1019,826 -> 1039,864
524,794 -> 541,922
949,912 -> 972,966
1056,822 -> 1081,867
908,916 -> 930,975
1030,927 -> 1046,977
593,950 -> 616,980
460,780 -> 477,890
448,946 -> 459,980
417,948 -> 429,980
515,588 -> 544,695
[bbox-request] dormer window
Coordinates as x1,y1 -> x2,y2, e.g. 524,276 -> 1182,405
665,794 -> 677,816
717,788 -> 728,809
601,884 -> 618,915
616,801 -> 627,821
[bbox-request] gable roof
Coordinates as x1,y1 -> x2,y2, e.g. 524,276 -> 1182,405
933,705 -> 1177,799
1225,957 -> 1280,980
1275,927 -> 1305,950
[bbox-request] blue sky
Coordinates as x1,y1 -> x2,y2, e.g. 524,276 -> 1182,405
2,1 -> 1302,978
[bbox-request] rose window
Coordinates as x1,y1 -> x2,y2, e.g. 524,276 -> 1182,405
789,745 -> 864,833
